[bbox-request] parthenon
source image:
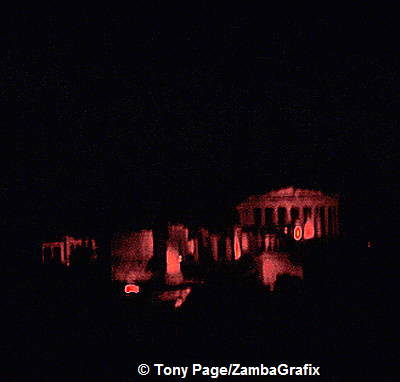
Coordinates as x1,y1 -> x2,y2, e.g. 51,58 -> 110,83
235,186 -> 339,239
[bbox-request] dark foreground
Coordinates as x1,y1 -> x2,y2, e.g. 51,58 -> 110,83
6,238 -> 396,381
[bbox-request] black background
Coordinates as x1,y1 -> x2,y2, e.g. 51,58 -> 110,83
9,4 -> 398,238
5,4 -> 399,380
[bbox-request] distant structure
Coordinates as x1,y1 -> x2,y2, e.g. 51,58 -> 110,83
40,186 -> 340,293
110,224 -> 243,285
41,236 -> 98,266
235,186 -> 340,239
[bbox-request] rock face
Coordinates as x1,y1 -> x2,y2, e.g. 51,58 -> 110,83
257,252 -> 304,291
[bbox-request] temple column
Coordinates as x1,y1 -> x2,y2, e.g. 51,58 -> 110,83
193,238 -> 199,262
63,241 -> 68,265
225,237 -> 232,261
210,234 -> 219,262
200,228 -> 209,248
257,232 -> 262,249
299,206 -> 304,225
60,244 -> 66,265
272,207 -> 278,226
65,236 -> 72,266
315,207 -> 322,238
286,207 -> 291,225
264,234 -> 270,251
310,206 -> 314,223
324,206 -> 329,237
270,234 -> 276,251
331,207 -> 336,237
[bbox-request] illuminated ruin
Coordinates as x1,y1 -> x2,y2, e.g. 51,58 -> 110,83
41,187 -> 340,297
236,186 -> 339,239
111,230 -> 154,283
41,236 -> 97,266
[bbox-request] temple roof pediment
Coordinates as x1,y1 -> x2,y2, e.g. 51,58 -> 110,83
237,186 -> 338,207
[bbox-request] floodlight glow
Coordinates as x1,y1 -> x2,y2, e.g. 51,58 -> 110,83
124,284 -> 140,294
294,226 -> 302,241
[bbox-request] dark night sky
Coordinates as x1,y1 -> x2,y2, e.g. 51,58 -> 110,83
8,4 -> 399,237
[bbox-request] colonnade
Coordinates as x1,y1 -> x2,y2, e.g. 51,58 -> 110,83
239,204 -> 339,238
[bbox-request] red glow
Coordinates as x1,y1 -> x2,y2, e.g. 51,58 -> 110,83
258,253 -> 303,291
187,239 -> 194,254
264,234 -> 270,251
111,230 -> 154,283
294,226 -> 302,241
241,232 -> 249,252
124,284 -> 140,294
166,247 -> 181,274
175,297 -> 184,308
303,218 -> 314,240
234,227 -> 241,260
166,245 -> 183,284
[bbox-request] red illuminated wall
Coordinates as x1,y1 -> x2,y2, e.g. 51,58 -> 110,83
165,224 -> 189,284
111,230 -> 154,283
303,217 -> 315,239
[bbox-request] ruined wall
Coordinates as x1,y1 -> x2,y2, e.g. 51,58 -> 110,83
165,224 -> 188,284
111,230 -> 154,283
41,236 -> 97,266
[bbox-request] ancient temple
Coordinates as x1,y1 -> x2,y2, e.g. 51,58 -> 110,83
235,186 -> 340,239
